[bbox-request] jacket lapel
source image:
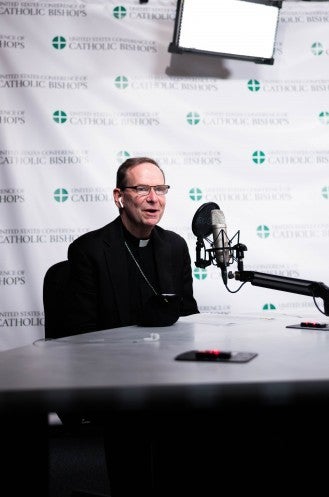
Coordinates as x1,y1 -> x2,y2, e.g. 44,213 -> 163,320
102,218 -> 131,323
153,228 -> 175,294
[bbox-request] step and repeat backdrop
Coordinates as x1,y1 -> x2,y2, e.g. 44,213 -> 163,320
1,0 -> 329,350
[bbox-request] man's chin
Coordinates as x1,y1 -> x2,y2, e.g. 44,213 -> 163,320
144,219 -> 159,226
143,215 -> 160,225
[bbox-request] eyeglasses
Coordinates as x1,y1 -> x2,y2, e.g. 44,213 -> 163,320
120,185 -> 170,196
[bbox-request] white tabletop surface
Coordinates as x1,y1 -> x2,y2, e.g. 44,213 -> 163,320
1,312 -> 329,411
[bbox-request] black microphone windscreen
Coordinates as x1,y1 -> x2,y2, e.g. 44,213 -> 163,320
191,202 -> 220,238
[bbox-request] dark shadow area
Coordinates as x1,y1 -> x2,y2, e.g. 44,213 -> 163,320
166,52 -> 231,79
49,421 -> 111,497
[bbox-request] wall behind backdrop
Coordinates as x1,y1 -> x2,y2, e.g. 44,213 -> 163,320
1,0 -> 329,350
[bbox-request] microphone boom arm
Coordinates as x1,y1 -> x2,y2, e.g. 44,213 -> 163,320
233,270 -> 329,316
191,202 -> 329,317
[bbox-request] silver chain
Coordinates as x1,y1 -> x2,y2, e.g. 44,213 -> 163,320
124,241 -> 159,296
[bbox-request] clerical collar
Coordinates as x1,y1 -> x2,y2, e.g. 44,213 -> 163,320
122,224 -> 150,248
139,239 -> 149,247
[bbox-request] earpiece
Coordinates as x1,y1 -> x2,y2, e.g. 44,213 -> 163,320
118,198 -> 124,209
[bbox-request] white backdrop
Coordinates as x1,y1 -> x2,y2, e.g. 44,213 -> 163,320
1,0 -> 329,350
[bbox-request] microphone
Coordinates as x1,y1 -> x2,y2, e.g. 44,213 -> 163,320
211,209 -> 230,285
191,202 -> 219,268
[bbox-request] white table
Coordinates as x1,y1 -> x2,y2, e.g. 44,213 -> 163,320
1,312 -> 329,495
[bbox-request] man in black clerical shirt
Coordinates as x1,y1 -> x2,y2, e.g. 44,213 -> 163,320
61,157 -> 200,497
65,156 -> 199,335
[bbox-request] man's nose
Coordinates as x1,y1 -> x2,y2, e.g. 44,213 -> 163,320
146,188 -> 158,200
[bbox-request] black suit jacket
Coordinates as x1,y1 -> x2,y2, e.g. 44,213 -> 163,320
66,216 -> 199,335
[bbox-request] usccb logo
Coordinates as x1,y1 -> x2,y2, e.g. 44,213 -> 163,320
53,187 -> 112,203
189,188 -> 202,201
319,112 -> 329,125
127,3 -> 176,21
252,150 -> 329,166
53,110 -> 159,126
186,110 -> 289,127
264,300 -> 315,313
193,267 -> 207,280
199,185 -> 291,203
52,36 -> 66,49
114,76 -> 217,91
0,311 -> 44,328
115,76 -> 129,89
186,112 -> 201,125
252,150 -> 266,164
260,223 -> 329,240
262,303 -> 276,311
53,35 -> 157,52
322,186 -> 329,199
113,6 -> 127,19
257,225 -> 270,239
116,151 -> 130,163
247,79 -> 261,92
54,188 -> 69,202
311,42 -> 324,56
53,110 -> 67,123
247,78 -> 329,94
112,4 -> 176,21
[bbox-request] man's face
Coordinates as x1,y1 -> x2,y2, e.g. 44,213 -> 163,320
115,162 -> 167,237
